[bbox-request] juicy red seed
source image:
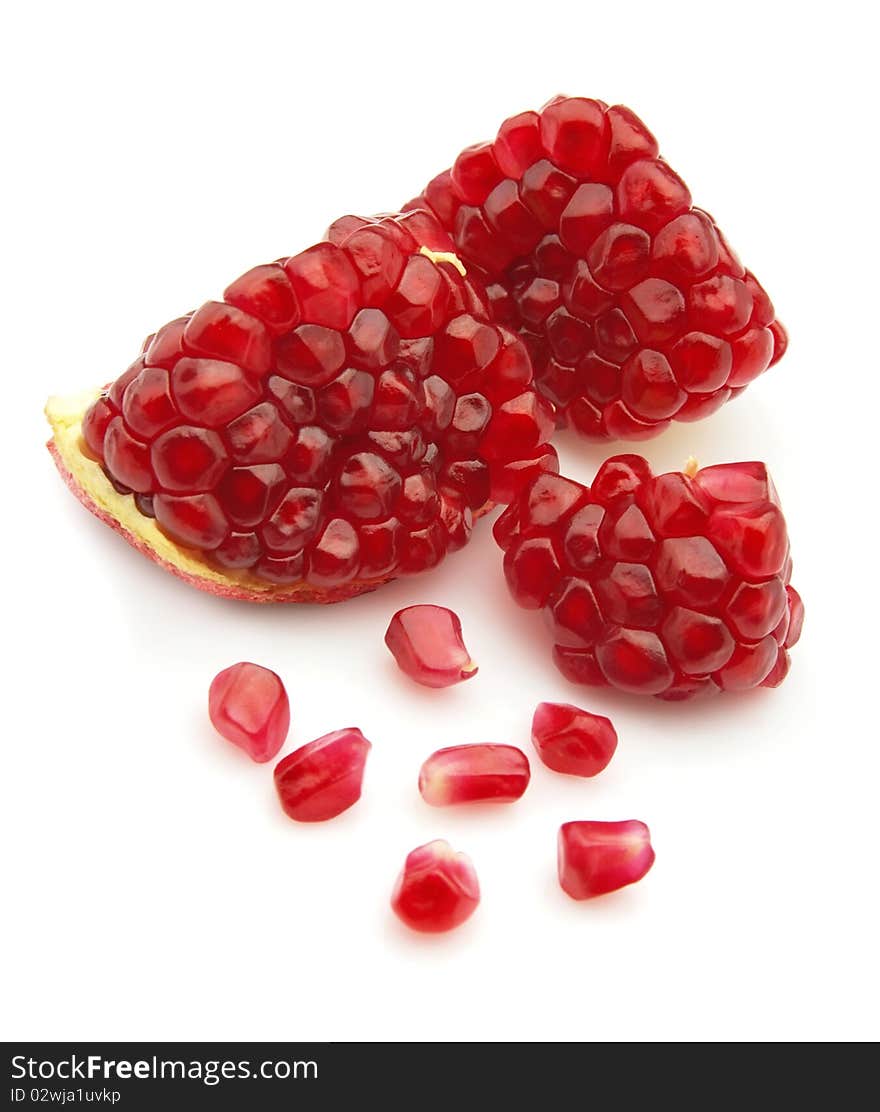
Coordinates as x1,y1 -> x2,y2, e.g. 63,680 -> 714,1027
226,402 -> 294,463
262,487 -> 323,553
558,820 -> 655,899
121,366 -> 178,439
337,451 -> 401,519
338,224 -> 407,306
503,535 -> 561,609
84,213 -> 554,597
151,426 -> 228,492
171,357 -> 262,427
495,456 -> 802,699
490,443 -> 560,505
391,840 -> 480,933
385,605 -> 476,688
418,745 -> 530,805
154,493 -> 229,549
386,254 -> 450,338
223,264 -> 301,335
144,318 -> 189,370
411,96 -> 786,440
184,301 -> 272,378
274,324 -> 346,387
531,702 -> 617,777
784,586 -> 805,649
208,662 -> 290,763
307,518 -> 360,585
103,417 -> 153,492
81,397 -> 113,460
494,110 -> 543,177
283,242 -> 360,330
274,727 -> 371,822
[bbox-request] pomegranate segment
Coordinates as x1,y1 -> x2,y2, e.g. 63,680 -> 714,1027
274,727 -> 370,822
558,820 -> 655,899
385,605 -> 477,688
208,662 -> 290,763
408,95 -> 787,441
418,744 -> 530,805
391,840 -> 480,933
49,210 -> 557,604
496,457 -> 802,698
531,702 -> 617,777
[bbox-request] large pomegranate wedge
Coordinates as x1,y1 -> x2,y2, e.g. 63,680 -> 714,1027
46,211 -> 556,603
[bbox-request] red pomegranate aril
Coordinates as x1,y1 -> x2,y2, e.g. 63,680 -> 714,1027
418,744 -> 530,805
103,417 -> 153,492
81,397 -> 113,460
391,840 -> 480,933
208,662 -> 290,763
223,264 -> 301,335
785,586 -> 805,648
171,357 -> 262,427
274,727 -> 371,822
144,317 -> 189,370
151,425 -> 228,492
154,493 -> 229,549
531,702 -> 617,777
184,301 -> 273,378
122,366 -> 178,439
558,820 -> 655,899
283,242 -> 360,330
385,605 -> 477,688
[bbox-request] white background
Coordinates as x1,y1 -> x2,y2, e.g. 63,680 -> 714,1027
2,0 -> 877,1043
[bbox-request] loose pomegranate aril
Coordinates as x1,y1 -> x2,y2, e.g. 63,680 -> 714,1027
208,662 -> 290,763
496,459 -> 802,698
50,210 -> 557,604
385,605 -> 477,688
408,96 -> 786,439
558,820 -> 655,899
418,744 -> 530,805
531,702 -> 617,777
391,840 -> 480,933
274,727 -> 370,821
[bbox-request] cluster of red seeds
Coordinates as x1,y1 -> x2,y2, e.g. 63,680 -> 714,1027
408,96 -> 787,438
208,606 -> 652,933
80,212 -> 555,596
495,459 -> 803,699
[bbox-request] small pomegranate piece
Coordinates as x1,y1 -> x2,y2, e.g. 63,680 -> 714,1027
208,662 -> 290,763
274,727 -> 370,821
558,820 -> 655,899
419,744 -> 530,805
391,840 -> 480,933
495,461 -> 802,698
385,605 -> 477,688
531,702 -> 617,777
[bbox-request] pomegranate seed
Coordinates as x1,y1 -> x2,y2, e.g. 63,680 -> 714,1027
385,605 -> 477,688
419,744 -> 530,805
496,457 -> 802,698
531,702 -> 617,777
52,209 -> 556,605
274,727 -> 370,821
208,662 -> 290,763
558,820 -> 655,899
391,840 -> 480,933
